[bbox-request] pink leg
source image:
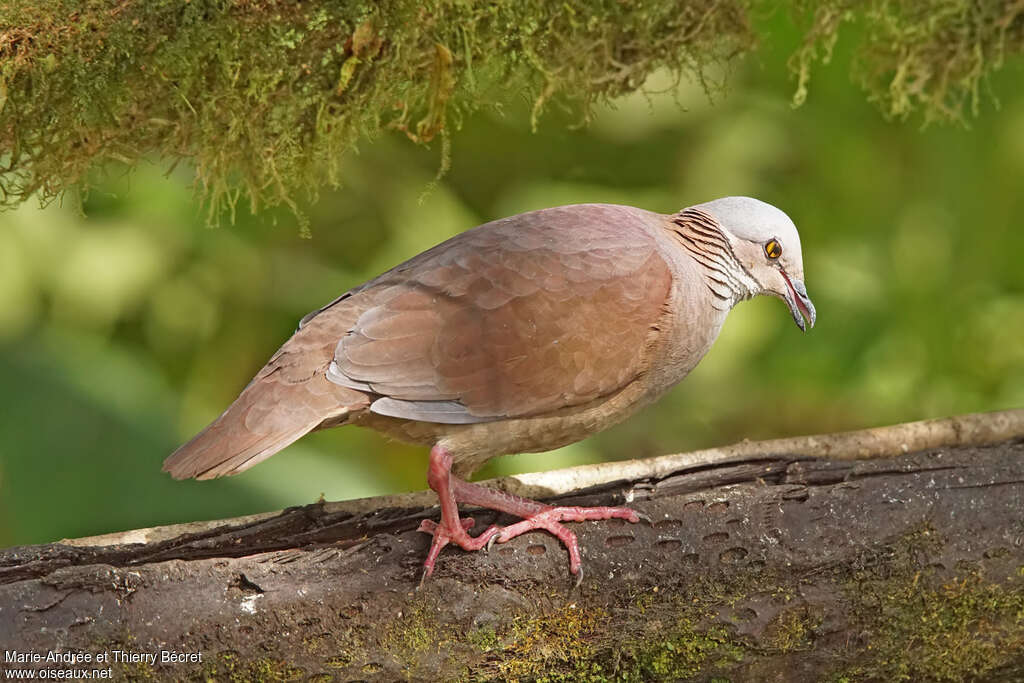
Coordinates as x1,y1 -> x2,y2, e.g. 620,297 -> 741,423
417,445 -> 500,578
418,445 -> 640,579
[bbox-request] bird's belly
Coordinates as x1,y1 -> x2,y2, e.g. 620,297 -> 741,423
353,378 -> 663,477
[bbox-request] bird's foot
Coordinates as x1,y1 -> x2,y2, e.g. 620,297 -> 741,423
417,516 -> 500,579
488,505 -> 640,578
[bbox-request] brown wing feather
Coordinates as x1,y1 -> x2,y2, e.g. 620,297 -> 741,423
163,307 -> 370,479
332,204 -> 673,421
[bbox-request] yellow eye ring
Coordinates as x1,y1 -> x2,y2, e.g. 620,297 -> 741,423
764,239 -> 782,260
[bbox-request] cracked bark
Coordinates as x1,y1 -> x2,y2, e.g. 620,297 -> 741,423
2,410 -> 1023,681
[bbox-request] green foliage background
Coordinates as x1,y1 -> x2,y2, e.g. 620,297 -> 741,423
1,12 -> 1022,547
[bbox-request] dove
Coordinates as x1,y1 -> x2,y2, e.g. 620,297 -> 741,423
164,197 -> 815,579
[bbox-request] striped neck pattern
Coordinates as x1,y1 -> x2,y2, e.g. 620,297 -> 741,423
670,209 -> 758,311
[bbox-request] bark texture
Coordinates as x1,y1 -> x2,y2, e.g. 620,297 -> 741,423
2,412 -> 1023,681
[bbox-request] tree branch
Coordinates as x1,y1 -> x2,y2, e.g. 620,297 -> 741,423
2,410 -> 1023,680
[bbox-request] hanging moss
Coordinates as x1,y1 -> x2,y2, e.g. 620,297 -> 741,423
791,0 -> 1023,121
0,0 -> 1021,220
0,0 -> 751,220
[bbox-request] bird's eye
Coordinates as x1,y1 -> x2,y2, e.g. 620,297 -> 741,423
764,239 -> 782,260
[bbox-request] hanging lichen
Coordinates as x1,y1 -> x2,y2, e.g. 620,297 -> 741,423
0,0 -> 1020,221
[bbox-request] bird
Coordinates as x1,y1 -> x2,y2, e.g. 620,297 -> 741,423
164,197 -> 815,580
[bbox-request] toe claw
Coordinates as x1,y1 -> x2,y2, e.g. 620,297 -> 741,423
632,511 -> 652,525
572,565 -> 584,590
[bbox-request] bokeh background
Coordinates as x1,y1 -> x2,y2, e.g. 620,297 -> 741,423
1,17 -> 1022,548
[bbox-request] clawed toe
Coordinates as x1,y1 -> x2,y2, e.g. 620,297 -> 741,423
632,511 -> 652,525
418,515 -> 501,578
419,447 -> 645,582
489,505 -> 643,577
572,565 -> 584,589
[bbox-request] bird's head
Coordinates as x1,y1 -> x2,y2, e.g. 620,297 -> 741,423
692,196 -> 816,331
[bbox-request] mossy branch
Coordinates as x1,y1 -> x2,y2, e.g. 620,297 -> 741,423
0,0 -> 1021,220
2,416 -> 1022,680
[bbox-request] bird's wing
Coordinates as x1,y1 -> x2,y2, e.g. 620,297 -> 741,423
326,204 -> 674,423
162,307 -> 370,480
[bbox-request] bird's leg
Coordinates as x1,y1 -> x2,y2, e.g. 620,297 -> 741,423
419,445 -> 640,578
418,445 -> 501,578
451,478 -> 639,576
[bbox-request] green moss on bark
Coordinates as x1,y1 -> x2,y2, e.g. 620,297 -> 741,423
836,563 -> 1024,680
344,529 -> 1023,681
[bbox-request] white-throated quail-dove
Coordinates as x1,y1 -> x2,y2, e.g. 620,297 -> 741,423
164,197 -> 816,579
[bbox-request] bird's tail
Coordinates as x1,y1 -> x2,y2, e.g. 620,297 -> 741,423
163,373 -> 368,480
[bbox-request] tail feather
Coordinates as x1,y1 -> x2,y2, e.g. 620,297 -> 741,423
163,374 -> 369,480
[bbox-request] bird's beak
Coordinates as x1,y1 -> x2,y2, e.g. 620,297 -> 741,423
779,270 -> 816,331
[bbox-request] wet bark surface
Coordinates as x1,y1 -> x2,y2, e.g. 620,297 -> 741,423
2,439 -> 1023,681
